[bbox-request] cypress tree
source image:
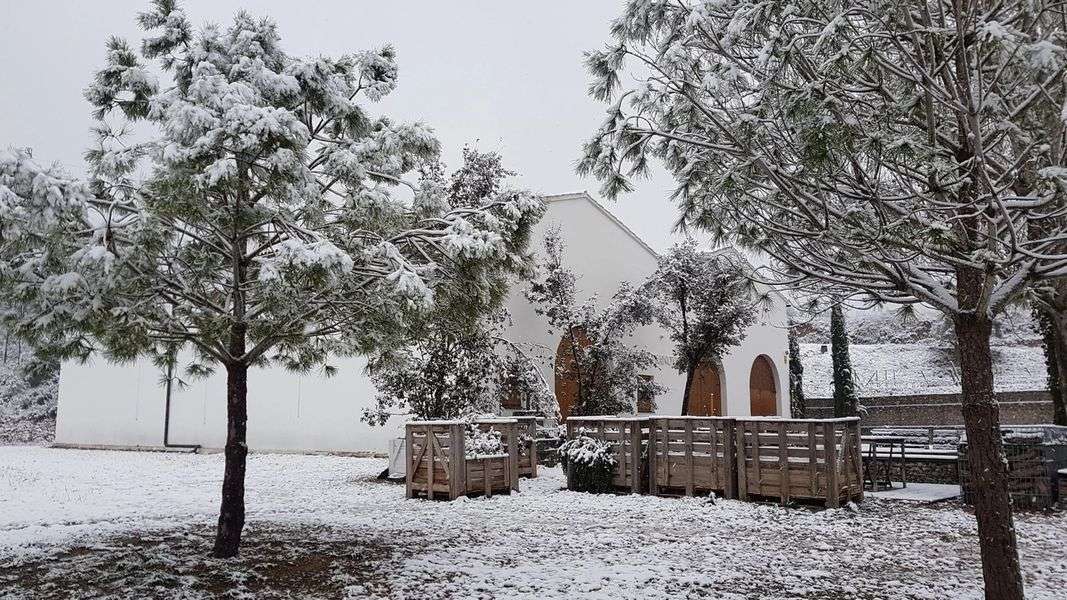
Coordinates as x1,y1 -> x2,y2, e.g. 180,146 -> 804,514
830,304 -> 858,417
788,323 -> 806,417
1034,307 -> 1067,426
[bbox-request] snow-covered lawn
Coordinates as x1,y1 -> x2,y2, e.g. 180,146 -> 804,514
1,447 -> 1065,599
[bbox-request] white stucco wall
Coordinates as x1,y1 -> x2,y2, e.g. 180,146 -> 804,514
55,192 -> 790,454
57,354 -> 404,454
505,193 -> 791,419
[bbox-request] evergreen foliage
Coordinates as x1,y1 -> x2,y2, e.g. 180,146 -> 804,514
830,305 -> 858,418
363,148 -> 554,425
787,323 -> 805,418
559,430 -> 616,493
0,0 -> 542,557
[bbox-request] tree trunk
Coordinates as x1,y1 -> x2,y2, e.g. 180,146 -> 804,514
953,314 -> 1025,600
681,365 -> 696,415
213,326 -> 248,558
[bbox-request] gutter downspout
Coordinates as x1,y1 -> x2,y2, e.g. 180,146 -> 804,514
163,358 -> 200,451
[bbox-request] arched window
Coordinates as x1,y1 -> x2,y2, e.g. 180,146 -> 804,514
686,362 -> 723,416
554,327 -> 589,420
749,355 -> 778,416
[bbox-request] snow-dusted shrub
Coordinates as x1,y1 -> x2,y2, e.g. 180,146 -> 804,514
465,425 -> 505,458
559,429 -> 616,493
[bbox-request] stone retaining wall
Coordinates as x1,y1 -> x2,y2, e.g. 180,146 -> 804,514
806,390 -> 1054,426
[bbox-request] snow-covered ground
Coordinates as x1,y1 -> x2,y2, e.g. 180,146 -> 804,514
801,343 -> 1046,398
1,447 -> 1064,599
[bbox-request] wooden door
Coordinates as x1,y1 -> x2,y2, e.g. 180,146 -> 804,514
555,328 -> 590,420
749,355 -> 778,416
687,362 -> 722,416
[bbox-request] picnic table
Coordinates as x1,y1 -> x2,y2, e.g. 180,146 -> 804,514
862,435 -> 908,490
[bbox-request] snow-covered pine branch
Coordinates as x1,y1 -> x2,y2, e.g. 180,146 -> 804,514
580,2 -> 1067,596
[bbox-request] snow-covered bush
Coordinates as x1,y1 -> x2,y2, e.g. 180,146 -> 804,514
465,424 -> 505,458
558,429 -> 616,493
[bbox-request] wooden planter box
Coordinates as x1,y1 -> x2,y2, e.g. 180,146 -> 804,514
405,420 -> 520,501
648,417 -> 736,498
959,425 -> 1067,510
735,417 -> 864,508
564,416 -> 649,493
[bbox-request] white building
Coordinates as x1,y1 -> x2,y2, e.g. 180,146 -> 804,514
55,192 -> 790,455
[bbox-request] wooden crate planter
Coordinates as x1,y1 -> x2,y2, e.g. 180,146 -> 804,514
959,425 -> 1067,510
735,417 -> 863,508
405,420 -> 520,501
565,416 -> 649,493
648,417 -> 736,498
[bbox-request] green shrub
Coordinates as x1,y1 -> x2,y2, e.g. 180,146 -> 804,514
559,430 -> 616,493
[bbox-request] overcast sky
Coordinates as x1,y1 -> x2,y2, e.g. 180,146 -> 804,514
0,0 -> 690,251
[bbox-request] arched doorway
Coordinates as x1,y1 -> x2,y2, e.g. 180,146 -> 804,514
554,328 -> 590,419
686,362 -> 723,416
749,355 -> 778,416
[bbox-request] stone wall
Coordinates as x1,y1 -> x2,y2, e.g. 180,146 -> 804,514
866,457 -> 961,484
806,390 -> 1055,426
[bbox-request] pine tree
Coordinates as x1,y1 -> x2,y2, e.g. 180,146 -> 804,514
830,305 -> 858,418
579,3 -> 1067,594
0,1 -> 542,557
787,323 -> 805,418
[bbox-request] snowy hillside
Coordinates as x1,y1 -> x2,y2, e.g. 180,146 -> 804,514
0,335 -> 58,445
794,306 -> 1041,346
795,306 -> 1048,398
800,343 -> 1047,398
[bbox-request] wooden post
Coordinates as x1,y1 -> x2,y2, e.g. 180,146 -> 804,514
528,419 -> 539,478
450,420 -> 467,499
684,419 -> 695,497
648,419 -> 659,495
508,422 -> 520,492
405,425 -> 415,499
751,422 -> 762,494
736,421 -> 749,501
449,423 -> 464,500
723,419 -> 736,499
630,421 -> 642,494
778,423 -> 789,506
427,426 -> 436,501
565,420 -> 575,489
806,422 -> 818,497
852,421 -> 864,502
824,422 -> 840,509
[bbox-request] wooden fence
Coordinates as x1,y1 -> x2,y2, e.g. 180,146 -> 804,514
735,417 -> 864,508
564,416 -> 863,507
565,416 -> 648,493
648,417 -> 736,498
405,420 -> 520,501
